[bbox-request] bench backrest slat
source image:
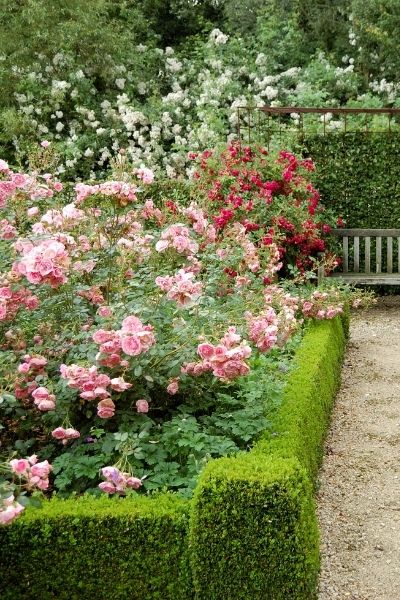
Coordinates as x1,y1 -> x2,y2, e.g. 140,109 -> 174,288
343,236 -> 348,273
353,236 -> 360,272
387,237 -> 393,273
376,236 -> 382,273
398,237 -> 400,273
365,236 -> 371,273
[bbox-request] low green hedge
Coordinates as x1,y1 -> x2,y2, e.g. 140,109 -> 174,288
0,493 -> 193,600
190,316 -> 347,599
0,316 -> 347,599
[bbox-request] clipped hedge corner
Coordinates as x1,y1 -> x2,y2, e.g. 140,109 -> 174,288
190,315 -> 347,600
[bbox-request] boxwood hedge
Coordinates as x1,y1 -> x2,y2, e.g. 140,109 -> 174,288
0,316 -> 347,599
302,132 -> 400,228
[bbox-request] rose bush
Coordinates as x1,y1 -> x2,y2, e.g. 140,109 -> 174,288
1,142 -> 365,525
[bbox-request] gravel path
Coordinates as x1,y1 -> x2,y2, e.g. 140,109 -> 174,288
318,297 -> 400,600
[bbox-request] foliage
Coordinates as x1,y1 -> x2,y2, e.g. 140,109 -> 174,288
351,0 -> 400,83
1,0 -> 400,179
302,133 -> 400,228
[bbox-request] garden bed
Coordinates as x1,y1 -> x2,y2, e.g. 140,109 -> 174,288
0,314 -> 348,600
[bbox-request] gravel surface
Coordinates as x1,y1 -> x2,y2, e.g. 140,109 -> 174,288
318,297 -> 400,600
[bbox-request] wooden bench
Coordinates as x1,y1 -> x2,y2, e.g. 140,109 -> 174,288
318,229 -> 400,285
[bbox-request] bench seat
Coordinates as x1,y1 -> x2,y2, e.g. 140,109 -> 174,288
329,273 -> 400,285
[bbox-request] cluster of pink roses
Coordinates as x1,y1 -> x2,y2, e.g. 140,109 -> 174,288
0,495 -> 25,526
14,355 -> 53,409
32,203 -> 86,233
183,203 -> 217,242
93,315 -> 156,367
0,218 -> 17,240
75,181 -> 139,205
0,159 -> 63,209
60,364 -> 132,419
51,427 -> 80,444
182,327 -> 252,381
246,307 -> 279,352
232,222 -> 260,273
155,223 -> 199,255
32,386 -> 56,411
141,199 -> 163,224
135,167 -> 155,184
13,238 -> 71,287
9,455 -> 52,490
0,285 -> 38,321
155,269 -> 203,308
0,456 -> 52,525
301,290 -> 343,320
98,466 -> 142,495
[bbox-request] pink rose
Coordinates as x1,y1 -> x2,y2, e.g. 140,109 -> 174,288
167,379 -> 179,395
125,476 -> 142,489
40,140 -> 50,148
97,306 -> 113,318
52,427 -> 66,440
35,478 -> 49,490
27,206 -> 40,218
121,334 -> 142,356
29,357 -> 47,368
9,458 -> 29,474
65,428 -> 80,439
121,316 -> 142,332
97,399 -> 115,419
197,343 -> 215,360
31,460 -> 52,478
93,329 -> 115,344
136,399 -> 149,413
32,387 -> 50,401
98,481 -> 116,494
110,377 -> 132,392
136,168 -> 154,184
35,398 -> 56,411
101,466 -> 121,483
0,503 -> 25,525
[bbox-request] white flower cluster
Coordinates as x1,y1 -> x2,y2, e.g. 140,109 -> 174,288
7,25 -> 400,180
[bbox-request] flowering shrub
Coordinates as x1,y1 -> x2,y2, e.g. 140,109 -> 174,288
1,12 -> 398,181
0,142 -> 360,524
190,143 -> 338,277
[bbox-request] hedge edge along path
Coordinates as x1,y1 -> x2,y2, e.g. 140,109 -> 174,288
190,314 -> 348,600
0,316 -> 347,600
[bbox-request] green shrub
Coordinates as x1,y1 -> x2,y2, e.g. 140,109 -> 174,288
302,132 -> 400,228
189,316 -> 347,599
0,493 -> 192,600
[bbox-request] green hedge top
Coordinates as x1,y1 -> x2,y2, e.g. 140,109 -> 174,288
302,132 -> 400,228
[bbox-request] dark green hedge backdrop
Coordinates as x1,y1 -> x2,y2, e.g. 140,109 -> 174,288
302,132 -> 400,228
